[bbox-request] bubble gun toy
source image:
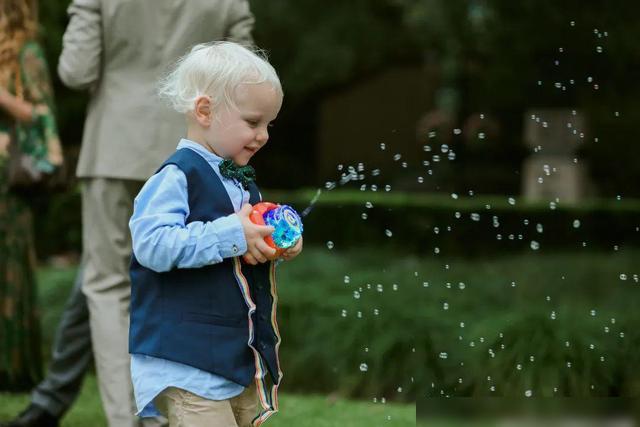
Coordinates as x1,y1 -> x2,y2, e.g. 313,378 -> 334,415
250,202 -> 303,257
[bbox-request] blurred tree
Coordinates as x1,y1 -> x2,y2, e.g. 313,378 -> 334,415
39,0 -> 425,189
38,0 -> 88,148
32,0 -> 640,257
395,0 -> 640,196
37,0 -> 640,194
251,0 -> 423,187
252,0 -> 420,102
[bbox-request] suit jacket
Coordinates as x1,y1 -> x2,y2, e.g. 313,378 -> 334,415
58,0 -> 254,180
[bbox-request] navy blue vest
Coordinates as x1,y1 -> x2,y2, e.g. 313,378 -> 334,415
129,148 -> 281,388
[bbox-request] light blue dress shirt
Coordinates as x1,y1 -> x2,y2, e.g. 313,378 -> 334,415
129,139 -> 250,417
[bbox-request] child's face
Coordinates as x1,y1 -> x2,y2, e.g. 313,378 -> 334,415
206,82 -> 282,166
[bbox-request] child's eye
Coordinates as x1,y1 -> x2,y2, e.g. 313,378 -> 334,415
268,122 -> 275,128
246,120 -> 259,127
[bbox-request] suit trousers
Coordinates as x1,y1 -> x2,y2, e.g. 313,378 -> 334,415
81,178 -> 145,427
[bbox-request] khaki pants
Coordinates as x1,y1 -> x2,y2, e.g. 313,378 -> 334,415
154,385 -> 259,427
82,178 -> 158,427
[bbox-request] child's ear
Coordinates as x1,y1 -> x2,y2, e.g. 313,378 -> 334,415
194,96 -> 212,126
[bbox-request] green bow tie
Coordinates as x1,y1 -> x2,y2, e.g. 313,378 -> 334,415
219,159 -> 256,190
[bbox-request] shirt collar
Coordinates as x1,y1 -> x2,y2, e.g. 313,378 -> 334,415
177,138 -> 224,165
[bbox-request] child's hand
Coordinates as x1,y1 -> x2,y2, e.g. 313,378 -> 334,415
281,237 -> 303,261
238,204 -> 277,265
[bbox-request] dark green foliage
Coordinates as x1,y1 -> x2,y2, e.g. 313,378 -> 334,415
267,189 -> 640,256
38,1 -> 89,146
29,185 -> 81,259
37,1 -> 640,191
417,249 -> 640,398
398,0 -> 640,196
38,247 -> 640,402
278,247 -> 639,400
252,0 -> 417,102
34,188 -> 640,259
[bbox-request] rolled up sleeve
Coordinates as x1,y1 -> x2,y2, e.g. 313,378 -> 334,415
130,165 -> 247,273
57,0 -> 103,90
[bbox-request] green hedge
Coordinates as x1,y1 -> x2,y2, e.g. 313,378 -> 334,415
32,188 -> 640,259
265,189 -> 640,256
39,246 -> 640,402
275,247 -> 640,401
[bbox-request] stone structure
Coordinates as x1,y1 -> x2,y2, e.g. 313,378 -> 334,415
522,109 -> 591,203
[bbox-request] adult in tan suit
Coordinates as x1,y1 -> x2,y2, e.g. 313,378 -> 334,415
5,2 -> 254,427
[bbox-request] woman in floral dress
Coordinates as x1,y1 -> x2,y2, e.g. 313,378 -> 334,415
0,0 -> 63,390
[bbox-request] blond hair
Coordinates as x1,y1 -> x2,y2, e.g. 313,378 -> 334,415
0,0 -> 38,87
158,41 -> 282,114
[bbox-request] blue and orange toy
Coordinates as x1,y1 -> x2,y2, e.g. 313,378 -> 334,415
250,202 -> 303,257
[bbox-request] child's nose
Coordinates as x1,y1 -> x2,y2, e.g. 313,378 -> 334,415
257,128 -> 269,143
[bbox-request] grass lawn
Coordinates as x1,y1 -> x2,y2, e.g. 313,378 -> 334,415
8,380 -> 632,427
0,374 -> 414,426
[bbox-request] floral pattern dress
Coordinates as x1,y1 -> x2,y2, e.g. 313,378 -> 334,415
0,41 -> 62,390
